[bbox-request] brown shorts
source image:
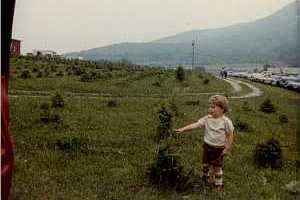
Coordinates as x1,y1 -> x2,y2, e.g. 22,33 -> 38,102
202,143 -> 224,167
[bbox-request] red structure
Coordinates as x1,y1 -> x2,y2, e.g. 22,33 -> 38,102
10,39 -> 21,57
2,1 -> 16,199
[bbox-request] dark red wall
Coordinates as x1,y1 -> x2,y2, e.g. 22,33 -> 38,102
10,39 -> 20,57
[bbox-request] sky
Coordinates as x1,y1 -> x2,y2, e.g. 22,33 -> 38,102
12,0 -> 295,54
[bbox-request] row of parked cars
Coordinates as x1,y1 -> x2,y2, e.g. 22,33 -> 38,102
228,71 -> 300,92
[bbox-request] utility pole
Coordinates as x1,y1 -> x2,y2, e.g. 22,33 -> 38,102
192,40 -> 195,71
297,0 -> 300,64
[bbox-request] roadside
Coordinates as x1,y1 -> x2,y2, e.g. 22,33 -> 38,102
223,78 -> 263,98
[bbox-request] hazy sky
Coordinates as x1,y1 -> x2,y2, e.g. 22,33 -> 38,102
12,0 -> 295,54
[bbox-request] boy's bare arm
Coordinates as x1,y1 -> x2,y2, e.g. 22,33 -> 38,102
223,130 -> 233,155
175,122 -> 200,133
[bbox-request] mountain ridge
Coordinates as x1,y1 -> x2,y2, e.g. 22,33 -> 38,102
65,1 -> 299,65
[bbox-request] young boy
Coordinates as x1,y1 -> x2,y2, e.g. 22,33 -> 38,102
175,95 -> 234,191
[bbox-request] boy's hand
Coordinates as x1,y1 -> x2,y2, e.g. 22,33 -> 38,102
222,147 -> 230,155
175,128 -> 184,134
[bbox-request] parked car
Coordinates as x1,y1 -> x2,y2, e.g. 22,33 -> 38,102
286,81 -> 300,92
277,75 -> 300,87
270,75 -> 282,86
252,73 -> 266,82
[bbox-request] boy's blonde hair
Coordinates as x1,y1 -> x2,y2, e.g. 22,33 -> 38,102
209,95 -> 229,113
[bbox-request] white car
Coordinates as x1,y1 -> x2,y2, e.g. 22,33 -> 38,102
270,75 -> 282,86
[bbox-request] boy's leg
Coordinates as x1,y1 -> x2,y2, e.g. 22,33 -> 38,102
202,143 -> 211,184
202,164 -> 210,183
213,166 -> 224,191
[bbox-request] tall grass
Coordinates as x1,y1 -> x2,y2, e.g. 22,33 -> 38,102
8,56 -> 299,199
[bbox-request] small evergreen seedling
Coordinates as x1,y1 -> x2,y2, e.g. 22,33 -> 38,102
107,100 -> 118,107
20,70 -> 31,79
157,106 -> 173,139
254,138 -> 282,168
235,119 -> 252,132
203,78 -> 210,84
260,98 -> 276,113
51,92 -> 65,108
56,71 -> 64,77
32,67 -> 38,72
152,81 -> 161,87
54,137 -> 87,152
80,72 -> 96,82
175,66 -> 185,82
50,110 -> 63,124
279,114 -> 288,124
185,100 -> 200,106
40,102 -> 51,123
146,145 -> 190,191
36,71 -> 43,78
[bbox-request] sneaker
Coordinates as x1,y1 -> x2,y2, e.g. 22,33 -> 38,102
215,185 -> 224,192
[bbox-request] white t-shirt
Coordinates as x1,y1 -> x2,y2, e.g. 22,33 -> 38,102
193,115 -> 234,147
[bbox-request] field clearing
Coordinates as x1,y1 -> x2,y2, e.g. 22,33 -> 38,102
8,56 -> 299,199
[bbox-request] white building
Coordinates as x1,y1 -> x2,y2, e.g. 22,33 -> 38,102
32,50 -> 57,57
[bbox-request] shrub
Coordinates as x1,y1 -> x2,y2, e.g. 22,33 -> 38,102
185,100 -> 200,106
73,66 -> 86,75
254,138 -> 282,168
54,137 -> 87,152
40,102 -> 51,123
152,81 -> 161,87
50,110 -> 63,124
67,71 -> 73,76
182,82 -> 189,87
260,98 -> 276,113
203,78 -> 210,84
32,67 -> 38,72
51,92 -> 65,108
146,145 -> 190,191
36,71 -> 43,78
20,70 -> 31,79
80,72 -> 96,82
279,114 -> 288,124
234,119 -> 252,132
158,106 -> 173,128
96,72 -> 105,79
56,71 -> 64,76
157,125 -> 170,140
50,65 -> 57,72
175,66 -> 185,82
107,100 -> 118,107
40,101 -> 64,125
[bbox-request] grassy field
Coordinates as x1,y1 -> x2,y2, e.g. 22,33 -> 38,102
9,56 -> 299,199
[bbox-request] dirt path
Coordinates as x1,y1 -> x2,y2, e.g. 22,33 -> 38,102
8,90 -> 225,99
9,78 -> 262,99
223,78 -> 263,98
